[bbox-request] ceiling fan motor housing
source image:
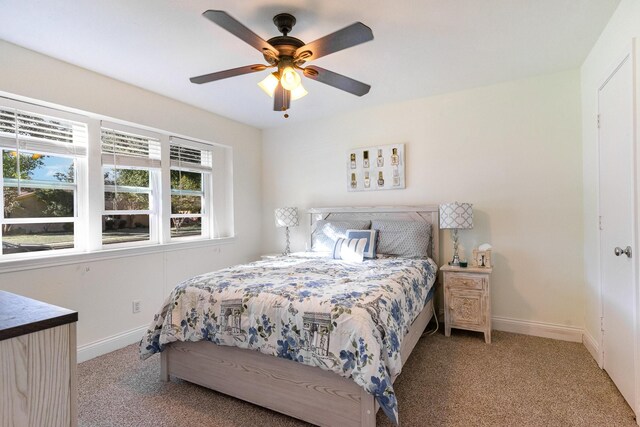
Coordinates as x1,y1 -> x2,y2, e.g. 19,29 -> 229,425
265,13 -> 307,65
265,35 -> 304,61
273,13 -> 296,36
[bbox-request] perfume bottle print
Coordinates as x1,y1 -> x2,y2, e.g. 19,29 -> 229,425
363,150 -> 369,168
377,149 -> 384,167
350,153 -> 356,169
377,171 -> 384,187
351,173 -> 357,189
391,148 -> 399,166
364,171 -> 370,188
393,167 -> 400,186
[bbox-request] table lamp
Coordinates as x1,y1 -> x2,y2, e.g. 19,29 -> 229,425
274,207 -> 299,256
439,202 -> 473,266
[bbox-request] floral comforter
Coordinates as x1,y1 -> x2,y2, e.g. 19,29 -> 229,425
139,254 -> 437,425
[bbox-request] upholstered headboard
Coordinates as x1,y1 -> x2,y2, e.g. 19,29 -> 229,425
307,206 -> 440,265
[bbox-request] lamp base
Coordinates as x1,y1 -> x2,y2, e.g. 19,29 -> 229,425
448,228 -> 461,266
282,226 -> 291,256
448,253 -> 461,266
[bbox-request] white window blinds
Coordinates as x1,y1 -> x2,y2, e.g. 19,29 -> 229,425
0,107 -> 88,156
170,137 -> 212,173
101,122 -> 161,168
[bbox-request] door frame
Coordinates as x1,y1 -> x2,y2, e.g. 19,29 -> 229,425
634,38 -> 640,420
596,39 -> 640,418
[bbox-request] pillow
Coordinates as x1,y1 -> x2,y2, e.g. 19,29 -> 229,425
371,220 -> 431,258
346,229 -> 378,258
332,238 -> 367,263
311,220 -> 371,252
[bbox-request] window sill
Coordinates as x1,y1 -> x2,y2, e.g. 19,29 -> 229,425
0,236 -> 236,274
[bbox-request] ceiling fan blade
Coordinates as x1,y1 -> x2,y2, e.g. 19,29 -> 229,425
295,22 -> 373,62
203,10 -> 279,57
190,64 -> 268,84
274,83 -> 291,112
303,66 -> 371,96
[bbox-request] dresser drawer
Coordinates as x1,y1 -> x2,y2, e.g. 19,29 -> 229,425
447,273 -> 484,290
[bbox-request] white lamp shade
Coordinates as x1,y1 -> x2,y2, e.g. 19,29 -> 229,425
290,82 -> 308,100
439,202 -> 473,229
280,66 -> 301,91
258,73 -> 279,97
275,207 -> 299,228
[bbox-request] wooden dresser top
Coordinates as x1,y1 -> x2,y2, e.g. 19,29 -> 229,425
0,291 -> 77,341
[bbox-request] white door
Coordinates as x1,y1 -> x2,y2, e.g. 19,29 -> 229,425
599,54 -> 636,410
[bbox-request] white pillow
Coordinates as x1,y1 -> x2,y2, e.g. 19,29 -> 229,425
311,220 -> 371,252
332,238 -> 367,263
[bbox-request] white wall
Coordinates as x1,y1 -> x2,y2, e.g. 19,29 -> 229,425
262,70 -> 584,331
0,36 -> 589,358
0,41 -> 263,359
581,0 -> 640,353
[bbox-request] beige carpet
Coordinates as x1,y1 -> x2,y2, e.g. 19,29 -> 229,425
78,328 -> 636,426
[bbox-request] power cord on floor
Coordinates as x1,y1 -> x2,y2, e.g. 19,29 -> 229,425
422,302 -> 439,336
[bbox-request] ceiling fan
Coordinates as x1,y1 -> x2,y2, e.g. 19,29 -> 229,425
190,10 -> 373,117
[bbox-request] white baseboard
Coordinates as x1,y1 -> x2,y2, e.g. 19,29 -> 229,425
492,316 -> 583,343
75,319 -> 598,365
582,330 -> 602,367
77,325 -> 147,363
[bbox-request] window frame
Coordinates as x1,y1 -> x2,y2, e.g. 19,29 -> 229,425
100,123 -> 163,248
0,95 -> 233,265
2,152 -> 79,252
169,170 -> 208,241
168,137 -> 214,242
101,164 -> 159,247
0,100 -> 88,258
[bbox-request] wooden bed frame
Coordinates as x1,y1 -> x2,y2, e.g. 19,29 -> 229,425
160,206 -> 440,427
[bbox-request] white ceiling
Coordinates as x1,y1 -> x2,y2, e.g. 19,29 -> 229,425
0,0 -> 620,129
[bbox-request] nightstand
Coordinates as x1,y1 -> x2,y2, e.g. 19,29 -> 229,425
441,264 -> 493,343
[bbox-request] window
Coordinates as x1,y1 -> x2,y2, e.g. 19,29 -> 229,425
0,95 -> 231,262
101,124 -> 160,246
169,137 -> 212,240
0,106 -> 87,255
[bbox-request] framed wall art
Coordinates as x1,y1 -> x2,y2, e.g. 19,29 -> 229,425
346,143 -> 405,192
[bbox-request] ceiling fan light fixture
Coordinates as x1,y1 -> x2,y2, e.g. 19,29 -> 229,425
280,65 -> 301,91
290,83 -> 308,100
192,10 -> 374,115
258,72 -> 279,97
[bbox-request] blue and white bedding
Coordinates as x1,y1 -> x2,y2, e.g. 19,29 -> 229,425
139,253 -> 437,425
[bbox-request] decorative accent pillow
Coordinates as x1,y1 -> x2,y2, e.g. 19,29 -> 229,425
371,220 -> 431,258
346,229 -> 378,258
332,238 -> 368,263
311,220 -> 371,252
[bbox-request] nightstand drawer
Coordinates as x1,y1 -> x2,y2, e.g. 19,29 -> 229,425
447,274 -> 484,290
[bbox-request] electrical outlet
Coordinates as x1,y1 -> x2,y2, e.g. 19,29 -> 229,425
132,300 -> 141,314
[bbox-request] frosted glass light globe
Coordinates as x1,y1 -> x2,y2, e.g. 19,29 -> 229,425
280,66 -> 301,91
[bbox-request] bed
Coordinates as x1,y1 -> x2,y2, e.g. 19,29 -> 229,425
140,206 -> 440,426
